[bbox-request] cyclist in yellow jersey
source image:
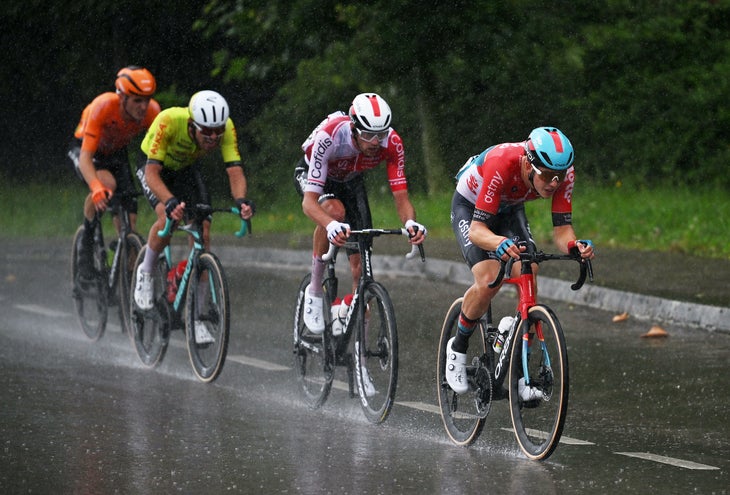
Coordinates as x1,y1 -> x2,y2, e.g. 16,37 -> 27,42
134,90 -> 256,318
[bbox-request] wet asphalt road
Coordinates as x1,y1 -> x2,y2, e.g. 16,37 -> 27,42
0,244 -> 728,494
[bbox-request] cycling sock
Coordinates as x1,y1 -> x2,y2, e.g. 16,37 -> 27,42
453,311 -> 478,353
309,254 -> 325,295
140,246 -> 159,273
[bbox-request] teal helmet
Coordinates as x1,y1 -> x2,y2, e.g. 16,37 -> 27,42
525,127 -> 574,171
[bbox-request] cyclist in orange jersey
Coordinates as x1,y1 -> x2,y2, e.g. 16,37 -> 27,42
68,66 -> 161,278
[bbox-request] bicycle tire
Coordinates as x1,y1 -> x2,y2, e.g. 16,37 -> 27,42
185,252 -> 230,383
436,297 -> 491,446
129,246 -> 170,368
118,232 -> 144,336
354,281 -> 398,424
71,225 -> 108,341
293,274 -> 334,409
508,304 -> 569,460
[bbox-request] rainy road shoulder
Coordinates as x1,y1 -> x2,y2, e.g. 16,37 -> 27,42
0,253 -> 728,494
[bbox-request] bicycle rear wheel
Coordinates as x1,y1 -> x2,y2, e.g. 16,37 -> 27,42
185,252 -> 230,383
118,232 -> 144,336
71,225 -> 108,341
436,297 -> 491,446
293,274 -> 334,408
354,281 -> 398,424
509,304 -> 569,460
129,246 -> 170,368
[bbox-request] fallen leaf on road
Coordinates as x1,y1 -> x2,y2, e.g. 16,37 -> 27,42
641,325 -> 669,338
612,312 -> 629,322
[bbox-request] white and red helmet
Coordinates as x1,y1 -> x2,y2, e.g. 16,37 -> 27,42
349,93 -> 392,132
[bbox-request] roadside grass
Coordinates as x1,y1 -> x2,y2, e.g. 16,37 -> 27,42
2,179 -> 728,259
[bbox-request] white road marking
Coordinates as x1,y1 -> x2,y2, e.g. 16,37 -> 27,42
397,401 -> 441,414
15,304 -> 70,319
227,355 -> 289,371
615,452 -> 719,470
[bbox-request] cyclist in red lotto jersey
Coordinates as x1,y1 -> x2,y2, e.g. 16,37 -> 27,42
446,127 -> 595,395
68,66 -> 161,278
294,93 -> 427,334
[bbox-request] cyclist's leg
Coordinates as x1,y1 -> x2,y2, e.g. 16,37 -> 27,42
449,193 -> 501,352
106,147 -> 139,233
342,175 -> 371,294
134,162 -> 172,309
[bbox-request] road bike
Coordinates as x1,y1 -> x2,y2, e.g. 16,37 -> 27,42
436,242 -> 593,460
70,191 -> 144,340
129,204 -> 249,382
293,228 -> 424,424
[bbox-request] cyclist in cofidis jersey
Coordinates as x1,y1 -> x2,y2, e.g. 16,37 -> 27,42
294,93 -> 427,337
133,91 -> 256,329
446,127 -> 595,395
68,66 -> 161,279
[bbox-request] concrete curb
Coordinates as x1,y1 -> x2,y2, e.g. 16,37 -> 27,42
214,246 -> 730,334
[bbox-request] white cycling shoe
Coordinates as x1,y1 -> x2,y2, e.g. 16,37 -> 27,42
360,366 -> 376,397
194,321 -> 215,344
445,337 -> 468,394
303,284 -> 325,334
134,266 -> 154,310
518,377 -> 544,402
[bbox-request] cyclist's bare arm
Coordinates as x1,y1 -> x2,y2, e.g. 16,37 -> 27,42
392,189 -> 426,244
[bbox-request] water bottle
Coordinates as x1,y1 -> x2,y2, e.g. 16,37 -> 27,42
493,316 -> 515,353
336,294 -> 353,336
166,260 -> 187,303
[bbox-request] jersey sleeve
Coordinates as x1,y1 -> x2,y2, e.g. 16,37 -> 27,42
551,167 -> 575,226
79,97 -> 114,153
219,120 -> 243,165
302,129 -> 333,194
385,131 -> 408,192
140,110 -> 173,163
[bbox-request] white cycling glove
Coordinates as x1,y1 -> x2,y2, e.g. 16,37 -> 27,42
326,220 -> 350,243
405,219 -> 428,237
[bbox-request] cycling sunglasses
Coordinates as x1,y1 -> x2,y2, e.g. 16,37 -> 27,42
193,121 -> 226,137
355,127 -> 389,143
530,163 -> 566,184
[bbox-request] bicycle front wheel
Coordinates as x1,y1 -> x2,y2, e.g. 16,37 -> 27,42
293,274 -> 334,409
509,304 -> 569,460
118,232 -> 144,336
185,252 -> 230,383
354,281 -> 398,424
71,225 -> 108,341
129,246 -> 170,368
436,298 -> 490,446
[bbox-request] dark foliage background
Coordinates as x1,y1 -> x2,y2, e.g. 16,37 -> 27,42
2,0 -> 728,200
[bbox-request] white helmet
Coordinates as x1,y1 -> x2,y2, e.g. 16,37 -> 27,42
188,90 -> 229,128
349,93 -> 392,132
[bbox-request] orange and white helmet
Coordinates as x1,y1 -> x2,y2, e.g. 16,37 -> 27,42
115,66 -> 156,97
